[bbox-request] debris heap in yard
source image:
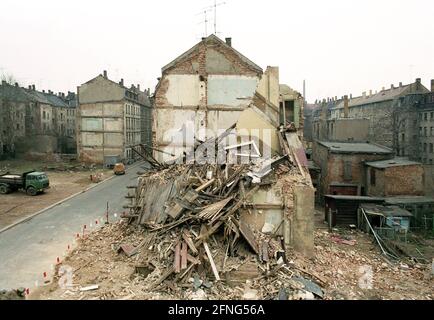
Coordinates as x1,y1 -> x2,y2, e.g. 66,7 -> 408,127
115,126 -> 318,299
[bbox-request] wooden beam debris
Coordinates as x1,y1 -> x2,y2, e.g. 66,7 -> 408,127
127,125 -> 304,293
203,242 -> 221,281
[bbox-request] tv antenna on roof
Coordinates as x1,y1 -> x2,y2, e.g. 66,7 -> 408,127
196,9 -> 210,37
202,0 -> 227,35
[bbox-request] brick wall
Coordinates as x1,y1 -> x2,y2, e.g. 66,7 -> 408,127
367,165 -> 424,196
384,165 -> 424,196
313,141 -> 393,197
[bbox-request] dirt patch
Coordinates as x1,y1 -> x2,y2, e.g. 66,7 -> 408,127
0,159 -> 112,230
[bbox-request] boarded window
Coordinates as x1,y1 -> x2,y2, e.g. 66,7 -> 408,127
370,168 -> 376,186
343,161 -> 352,181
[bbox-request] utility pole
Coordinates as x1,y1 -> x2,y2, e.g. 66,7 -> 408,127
196,8 -> 210,37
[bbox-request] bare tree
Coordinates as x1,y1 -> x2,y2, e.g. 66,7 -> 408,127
369,98 -> 417,158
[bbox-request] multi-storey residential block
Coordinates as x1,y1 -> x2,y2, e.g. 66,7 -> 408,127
76,71 -> 152,165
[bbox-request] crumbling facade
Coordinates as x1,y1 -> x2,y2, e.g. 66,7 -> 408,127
153,35 -> 282,162
77,71 -> 152,165
279,84 -> 304,136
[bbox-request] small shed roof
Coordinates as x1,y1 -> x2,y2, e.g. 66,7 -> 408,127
325,195 -> 384,201
365,157 -> 421,169
384,196 -> 434,205
360,203 -> 413,217
317,141 -> 393,155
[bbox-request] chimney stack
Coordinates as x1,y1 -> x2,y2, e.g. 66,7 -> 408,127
350,94 -> 353,99
391,84 -> 394,89
137,84 -> 140,91
416,78 -> 421,90
431,79 -> 434,92
103,70 -> 107,78
14,82 -> 18,87
225,37 -> 232,47
369,90 -> 372,96
399,82 -> 402,87
120,78 -> 124,86
344,95 -> 349,118
362,91 -> 366,98
32,85 -> 35,91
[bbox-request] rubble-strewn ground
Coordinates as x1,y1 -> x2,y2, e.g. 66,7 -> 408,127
0,159 -> 112,229
32,219 -> 434,300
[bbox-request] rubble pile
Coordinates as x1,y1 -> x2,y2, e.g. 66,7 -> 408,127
38,219 -> 325,300
306,230 -> 434,300
113,126 -> 315,298
36,221 -> 433,300
121,161 -> 297,298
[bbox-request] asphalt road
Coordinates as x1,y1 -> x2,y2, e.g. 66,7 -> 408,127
0,162 -> 144,290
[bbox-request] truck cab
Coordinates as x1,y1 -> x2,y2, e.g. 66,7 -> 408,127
24,172 -> 50,195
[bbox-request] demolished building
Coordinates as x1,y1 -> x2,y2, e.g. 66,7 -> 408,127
153,35 -> 283,163
120,37 -> 316,294
123,119 -> 315,296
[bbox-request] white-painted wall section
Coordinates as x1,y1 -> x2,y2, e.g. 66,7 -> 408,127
165,75 -> 201,106
207,75 -> 258,107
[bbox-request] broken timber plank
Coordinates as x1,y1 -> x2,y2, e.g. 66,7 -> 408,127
239,221 -> 260,254
195,178 -> 215,192
203,242 -> 221,281
195,186 -> 260,246
174,242 -> 181,274
182,231 -> 198,255
198,197 -> 232,220
167,189 -> 199,219
186,254 -> 201,265
262,241 -> 269,262
149,266 -> 175,290
181,241 -> 188,270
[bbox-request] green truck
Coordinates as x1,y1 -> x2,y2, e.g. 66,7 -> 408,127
0,171 -> 50,196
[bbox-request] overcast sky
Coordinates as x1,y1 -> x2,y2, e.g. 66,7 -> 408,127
1,0 -> 433,102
